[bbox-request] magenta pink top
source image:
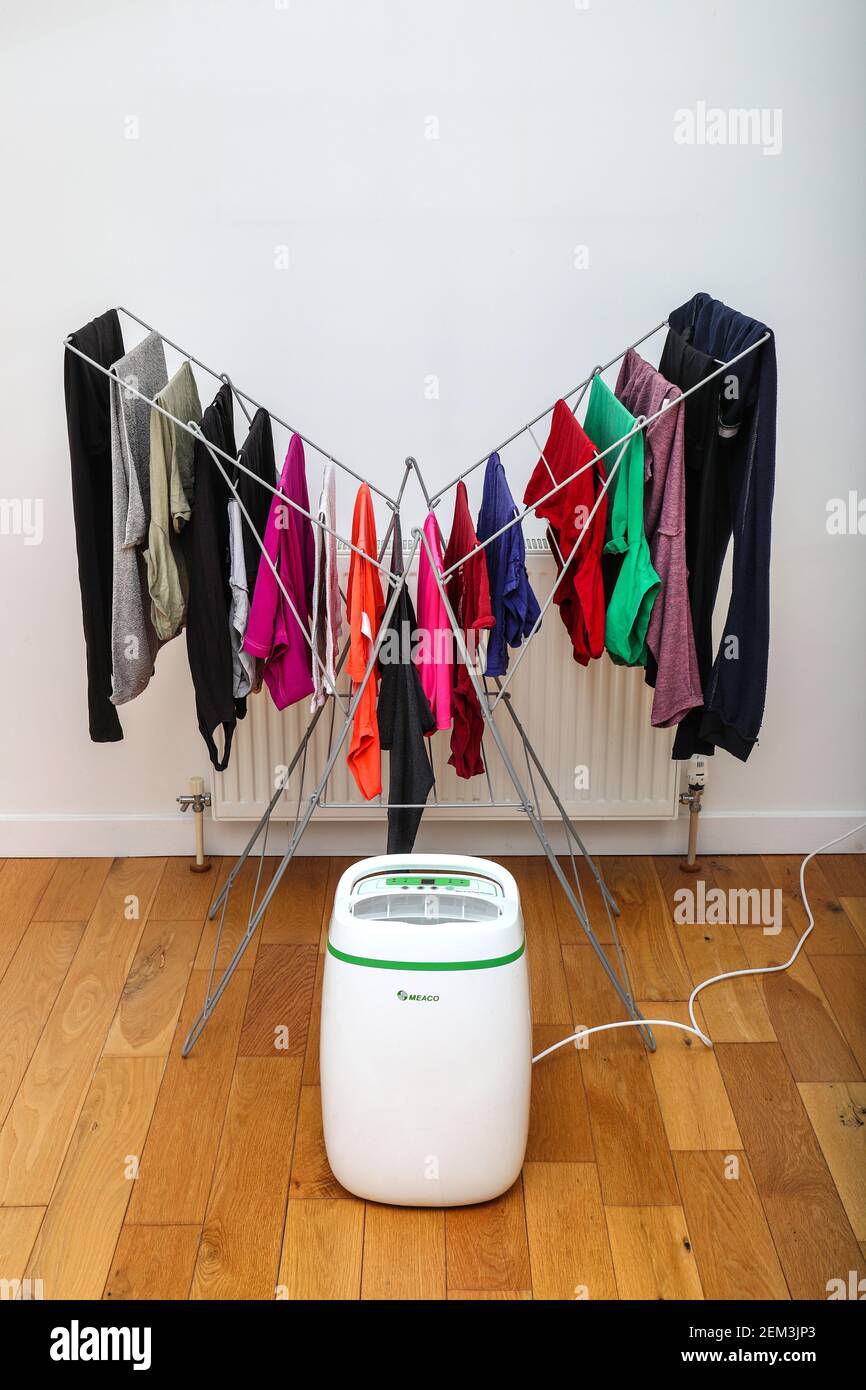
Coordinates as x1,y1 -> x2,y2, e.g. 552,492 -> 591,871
415,512 -> 453,731
243,434 -> 314,710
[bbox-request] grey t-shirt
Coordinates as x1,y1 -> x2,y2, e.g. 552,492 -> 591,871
109,332 -> 168,705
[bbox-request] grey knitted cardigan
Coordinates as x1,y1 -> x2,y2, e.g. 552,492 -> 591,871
109,332 -> 168,705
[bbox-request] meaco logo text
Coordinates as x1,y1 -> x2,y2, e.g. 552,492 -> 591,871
50,1320 -> 152,1371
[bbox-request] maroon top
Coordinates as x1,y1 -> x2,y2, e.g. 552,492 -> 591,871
443,481 -> 495,779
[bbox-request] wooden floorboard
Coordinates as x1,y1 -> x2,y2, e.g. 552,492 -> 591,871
0,921 -> 85,1129
0,1206 -> 45,1287
445,1178 -> 531,1292
33,858 -> 112,923
361,1205 -> 446,1300
522,1161 -> 617,1300
0,860 -> 58,982
561,942 -> 680,1205
604,857 -> 693,1001
237,944 -> 318,1058
189,1057 -> 302,1300
104,1224 -> 201,1301
673,1150 -> 790,1300
513,856 -> 572,1025
0,858 -> 164,1206
0,851 -> 861,1300
605,1205 -> 704,1300
23,1055 -> 165,1299
279,1199 -> 364,1300
715,1042 -> 863,1299
796,1082 -> 866,1242
124,969 -> 251,1227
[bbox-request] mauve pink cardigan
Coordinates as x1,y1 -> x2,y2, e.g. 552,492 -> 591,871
243,434 -> 314,710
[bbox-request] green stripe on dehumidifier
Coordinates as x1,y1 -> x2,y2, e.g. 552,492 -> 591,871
326,940 -> 525,972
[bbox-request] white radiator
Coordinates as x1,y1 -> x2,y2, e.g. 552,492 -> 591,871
210,545 -> 678,823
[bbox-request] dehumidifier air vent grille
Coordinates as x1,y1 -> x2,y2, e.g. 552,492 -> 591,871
352,892 -> 500,925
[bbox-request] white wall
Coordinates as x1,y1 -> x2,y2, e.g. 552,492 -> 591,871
1,0 -> 864,856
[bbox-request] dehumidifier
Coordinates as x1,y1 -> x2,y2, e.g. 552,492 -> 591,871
320,853 -> 532,1207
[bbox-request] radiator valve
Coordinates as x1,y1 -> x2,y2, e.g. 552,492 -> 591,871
177,776 -> 212,874
678,756 -> 707,873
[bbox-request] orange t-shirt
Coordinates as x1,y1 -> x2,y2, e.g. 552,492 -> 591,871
346,484 -> 385,799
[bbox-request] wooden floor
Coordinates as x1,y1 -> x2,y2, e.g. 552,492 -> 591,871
0,851 -> 864,1301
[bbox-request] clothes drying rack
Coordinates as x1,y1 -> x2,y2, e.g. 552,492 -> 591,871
63,307 -> 769,1058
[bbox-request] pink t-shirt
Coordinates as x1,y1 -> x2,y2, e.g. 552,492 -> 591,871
415,512 -> 453,731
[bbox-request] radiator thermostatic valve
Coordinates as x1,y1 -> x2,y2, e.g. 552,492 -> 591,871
685,754 -> 709,790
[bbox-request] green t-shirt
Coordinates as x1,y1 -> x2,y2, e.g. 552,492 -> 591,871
583,377 -> 660,666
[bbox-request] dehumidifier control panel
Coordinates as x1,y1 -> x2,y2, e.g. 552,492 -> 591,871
352,870 -> 502,898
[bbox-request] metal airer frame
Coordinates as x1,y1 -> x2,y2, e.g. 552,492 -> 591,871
63,308 -> 769,1058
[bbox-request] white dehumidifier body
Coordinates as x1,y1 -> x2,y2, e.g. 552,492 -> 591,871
320,854 -> 531,1207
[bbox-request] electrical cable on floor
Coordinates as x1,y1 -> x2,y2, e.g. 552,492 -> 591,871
531,820 -> 866,1064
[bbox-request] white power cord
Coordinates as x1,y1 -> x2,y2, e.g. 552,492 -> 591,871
531,820 -> 866,1064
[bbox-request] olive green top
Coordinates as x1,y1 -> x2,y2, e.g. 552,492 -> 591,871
145,361 -> 202,641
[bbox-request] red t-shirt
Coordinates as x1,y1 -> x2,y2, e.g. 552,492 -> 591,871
443,481 -> 494,778
524,399 -> 607,665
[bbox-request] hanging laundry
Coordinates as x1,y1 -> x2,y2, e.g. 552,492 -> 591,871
662,292 -> 776,762
243,434 -> 315,711
145,360 -> 202,641
281,431 -> 315,623
236,407 -> 278,605
231,408 -> 277,696
184,383 -> 244,770
65,309 -> 126,741
658,326 -> 724,760
584,377 -> 660,666
523,399 -> 607,665
415,512 -> 454,730
310,460 -> 343,711
443,482 -> 495,778
661,326 -> 722,761
227,496 -> 258,700
615,349 -> 702,727
659,329 -> 723,756
108,331 -> 167,707
377,518 -> 436,851
346,483 -> 385,799
476,452 -> 541,676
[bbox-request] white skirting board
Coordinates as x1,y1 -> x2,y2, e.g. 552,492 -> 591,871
2,811 -> 864,858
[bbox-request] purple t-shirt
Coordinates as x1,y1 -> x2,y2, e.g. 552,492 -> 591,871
476,452 -> 541,676
615,348 -> 702,727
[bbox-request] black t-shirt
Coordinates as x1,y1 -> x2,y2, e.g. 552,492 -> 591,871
237,408 -> 276,594
185,383 -> 242,769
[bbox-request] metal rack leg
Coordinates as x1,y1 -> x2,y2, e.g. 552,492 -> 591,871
414,523 -> 655,1052
182,540 -> 417,1057
493,679 -> 621,918
209,501 -> 405,922
497,681 -> 638,1016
